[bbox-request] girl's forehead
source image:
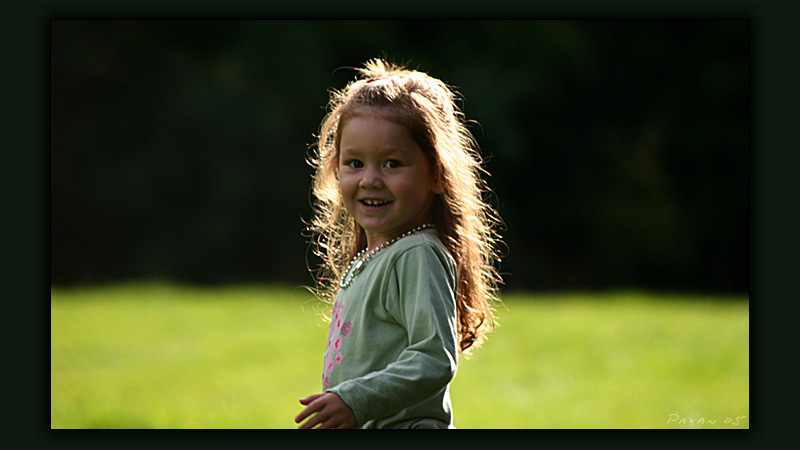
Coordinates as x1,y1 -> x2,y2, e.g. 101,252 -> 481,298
340,119 -> 416,150
336,106 -> 435,161
340,112 -> 411,139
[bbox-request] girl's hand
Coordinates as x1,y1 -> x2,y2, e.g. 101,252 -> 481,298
295,393 -> 357,429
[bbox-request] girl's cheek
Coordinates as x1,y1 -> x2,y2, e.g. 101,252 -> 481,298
339,175 -> 358,194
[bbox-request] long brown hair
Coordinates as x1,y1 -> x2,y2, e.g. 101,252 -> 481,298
307,58 -> 503,353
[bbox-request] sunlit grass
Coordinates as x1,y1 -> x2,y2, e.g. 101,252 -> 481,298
451,291 -> 749,428
51,285 -> 748,428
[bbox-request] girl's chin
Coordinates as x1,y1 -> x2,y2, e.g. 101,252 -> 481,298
355,219 -> 388,232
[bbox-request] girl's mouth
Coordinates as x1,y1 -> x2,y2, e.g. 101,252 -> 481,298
360,199 -> 391,210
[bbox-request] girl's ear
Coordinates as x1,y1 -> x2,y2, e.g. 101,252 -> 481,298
431,167 -> 444,194
432,180 -> 444,195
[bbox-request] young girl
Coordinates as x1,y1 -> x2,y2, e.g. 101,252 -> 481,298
295,58 -> 502,429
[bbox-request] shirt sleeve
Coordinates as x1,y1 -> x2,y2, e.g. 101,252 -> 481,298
327,242 -> 458,425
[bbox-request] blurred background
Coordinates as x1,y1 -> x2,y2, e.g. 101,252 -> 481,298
50,20 -> 749,295
48,19 -> 753,431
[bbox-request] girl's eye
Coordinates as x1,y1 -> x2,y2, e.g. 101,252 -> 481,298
345,160 -> 363,169
384,160 -> 402,169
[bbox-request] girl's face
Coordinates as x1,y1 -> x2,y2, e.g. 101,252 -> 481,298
338,110 -> 442,249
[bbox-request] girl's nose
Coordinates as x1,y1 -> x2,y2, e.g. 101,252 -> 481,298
359,166 -> 384,189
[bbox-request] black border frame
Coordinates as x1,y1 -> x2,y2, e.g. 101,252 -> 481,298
3,1 -> 797,449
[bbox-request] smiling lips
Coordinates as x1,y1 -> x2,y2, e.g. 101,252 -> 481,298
360,199 -> 391,210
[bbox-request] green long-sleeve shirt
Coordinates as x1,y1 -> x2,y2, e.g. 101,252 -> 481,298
322,229 -> 458,429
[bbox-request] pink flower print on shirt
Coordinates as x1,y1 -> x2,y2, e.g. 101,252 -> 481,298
341,321 -> 352,336
324,353 -> 335,375
335,352 -> 343,365
331,335 -> 343,352
323,375 -> 330,390
332,316 -> 344,336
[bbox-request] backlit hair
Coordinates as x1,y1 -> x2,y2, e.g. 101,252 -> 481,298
307,58 -> 503,353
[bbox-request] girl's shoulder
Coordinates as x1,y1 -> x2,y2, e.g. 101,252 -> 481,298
390,229 -> 447,254
386,229 -> 455,270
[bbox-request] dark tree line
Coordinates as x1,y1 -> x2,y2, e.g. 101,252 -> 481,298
51,20 -> 748,293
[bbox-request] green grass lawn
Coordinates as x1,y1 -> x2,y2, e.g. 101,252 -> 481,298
51,284 -> 748,429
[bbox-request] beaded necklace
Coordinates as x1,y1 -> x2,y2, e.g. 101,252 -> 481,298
339,224 -> 436,289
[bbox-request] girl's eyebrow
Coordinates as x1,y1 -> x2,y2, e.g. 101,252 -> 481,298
340,146 -> 408,157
